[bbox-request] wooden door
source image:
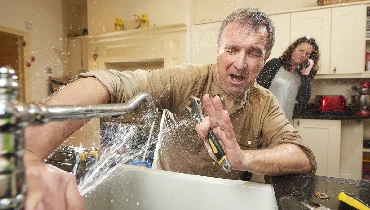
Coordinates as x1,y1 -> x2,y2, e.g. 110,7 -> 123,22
0,31 -> 25,101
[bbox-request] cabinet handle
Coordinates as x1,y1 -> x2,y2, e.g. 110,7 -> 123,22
333,67 -> 337,73
297,120 -> 300,127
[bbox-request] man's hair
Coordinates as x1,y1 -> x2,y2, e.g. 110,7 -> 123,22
217,7 -> 275,55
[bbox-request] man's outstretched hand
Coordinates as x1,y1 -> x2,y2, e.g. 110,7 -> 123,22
195,94 -> 248,171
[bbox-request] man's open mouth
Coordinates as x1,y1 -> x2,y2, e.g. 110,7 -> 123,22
230,74 -> 245,81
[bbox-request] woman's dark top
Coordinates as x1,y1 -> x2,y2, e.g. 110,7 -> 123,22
256,58 -> 311,114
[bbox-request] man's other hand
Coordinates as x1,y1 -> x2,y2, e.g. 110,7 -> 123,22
24,151 -> 84,210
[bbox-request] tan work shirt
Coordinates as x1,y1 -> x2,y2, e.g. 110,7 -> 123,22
80,63 -> 316,180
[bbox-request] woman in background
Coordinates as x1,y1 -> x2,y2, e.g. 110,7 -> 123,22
257,36 -> 320,123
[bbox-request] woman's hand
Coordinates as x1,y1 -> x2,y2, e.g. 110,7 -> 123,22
301,58 -> 314,75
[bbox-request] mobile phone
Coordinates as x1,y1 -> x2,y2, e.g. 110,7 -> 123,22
303,60 -> 310,68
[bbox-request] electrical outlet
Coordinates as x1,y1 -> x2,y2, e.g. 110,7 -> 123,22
25,21 -> 32,30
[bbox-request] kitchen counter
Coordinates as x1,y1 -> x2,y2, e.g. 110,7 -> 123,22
293,104 -> 370,120
271,174 -> 370,209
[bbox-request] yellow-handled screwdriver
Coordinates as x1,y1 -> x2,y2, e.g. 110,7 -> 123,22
187,96 -> 232,173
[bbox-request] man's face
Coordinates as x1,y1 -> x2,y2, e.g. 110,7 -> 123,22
216,22 -> 270,97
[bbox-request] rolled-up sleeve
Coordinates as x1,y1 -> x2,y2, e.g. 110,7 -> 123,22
78,64 -> 210,112
261,95 -> 317,174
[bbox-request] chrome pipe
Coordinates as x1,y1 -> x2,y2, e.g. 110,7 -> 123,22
15,93 -> 156,125
0,67 -> 156,210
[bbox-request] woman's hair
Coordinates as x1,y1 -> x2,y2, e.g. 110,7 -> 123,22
280,36 -> 320,78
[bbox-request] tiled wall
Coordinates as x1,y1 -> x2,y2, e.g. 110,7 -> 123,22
311,78 -> 370,105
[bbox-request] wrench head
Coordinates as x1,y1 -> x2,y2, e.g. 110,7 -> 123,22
187,96 -> 204,124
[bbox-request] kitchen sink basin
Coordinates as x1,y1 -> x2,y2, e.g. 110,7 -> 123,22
83,164 -> 278,210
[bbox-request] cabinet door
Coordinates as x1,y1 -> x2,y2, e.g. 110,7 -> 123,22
291,9 -> 331,75
293,119 -> 341,177
190,22 -> 221,64
340,120 -> 364,180
164,32 -> 187,68
268,14 -> 291,61
331,5 -> 366,74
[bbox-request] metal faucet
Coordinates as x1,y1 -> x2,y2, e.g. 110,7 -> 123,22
0,67 -> 156,210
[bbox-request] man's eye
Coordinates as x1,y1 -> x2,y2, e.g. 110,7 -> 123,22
249,52 -> 262,58
225,49 -> 236,54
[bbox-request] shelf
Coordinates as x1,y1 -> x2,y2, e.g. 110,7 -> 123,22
105,58 -> 164,68
84,24 -> 187,40
364,148 -> 370,152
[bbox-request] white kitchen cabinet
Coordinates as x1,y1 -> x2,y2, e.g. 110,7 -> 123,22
331,5 -> 366,74
293,119 -> 341,177
340,120 -> 364,180
291,8 -> 331,75
190,22 -> 221,64
294,119 -> 364,180
291,4 -> 367,76
268,13 -> 291,61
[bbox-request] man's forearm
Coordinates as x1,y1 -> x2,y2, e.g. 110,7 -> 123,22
241,144 -> 313,176
24,77 -> 111,160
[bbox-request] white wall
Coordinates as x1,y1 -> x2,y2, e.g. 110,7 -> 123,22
63,1 -> 88,36
0,0 -> 87,103
192,0 -> 317,23
0,0 -> 63,102
311,78 -> 369,104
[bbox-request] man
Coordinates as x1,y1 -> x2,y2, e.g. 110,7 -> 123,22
24,7 -> 316,210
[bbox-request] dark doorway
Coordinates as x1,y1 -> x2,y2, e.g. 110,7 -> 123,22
0,30 -> 25,101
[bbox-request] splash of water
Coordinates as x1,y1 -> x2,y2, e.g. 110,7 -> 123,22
77,105 -> 192,196
77,122 -> 157,196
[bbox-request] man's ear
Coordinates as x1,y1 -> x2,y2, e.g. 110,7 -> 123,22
264,53 -> 271,63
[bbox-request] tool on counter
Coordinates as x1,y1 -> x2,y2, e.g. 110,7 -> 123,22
338,192 -> 370,210
314,192 -> 330,199
301,199 -> 331,210
187,96 -> 232,173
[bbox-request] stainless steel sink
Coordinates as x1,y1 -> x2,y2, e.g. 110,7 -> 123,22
83,164 -> 278,210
